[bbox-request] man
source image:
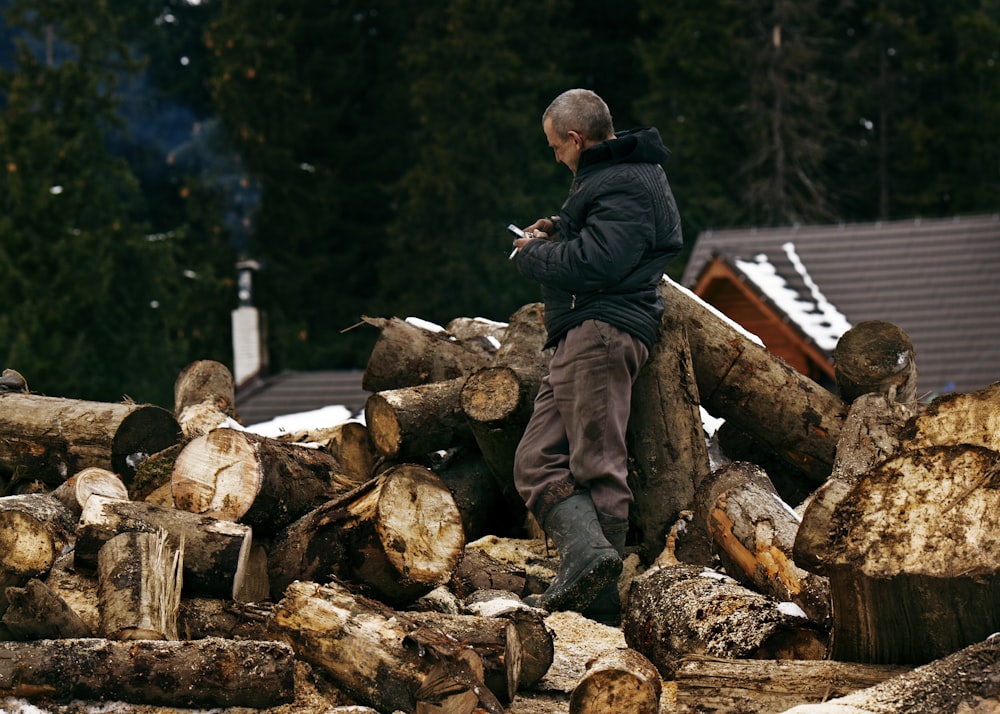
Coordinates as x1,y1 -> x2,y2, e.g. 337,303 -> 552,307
511,88 -> 683,621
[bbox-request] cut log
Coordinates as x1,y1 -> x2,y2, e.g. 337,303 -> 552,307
628,304 -> 714,565
794,393 -> 912,574
0,392 -> 180,486
904,380 -> 1000,452
460,365 -> 539,526
171,427 -> 344,534
1,577 -> 93,639
622,563 -> 828,679
0,637 -> 295,708
444,315 -> 508,347
405,610 -> 524,704
0,493 -> 76,614
781,632 -> 1000,713
274,420 -> 377,485
361,315 -> 494,393
430,448 -> 510,541
569,647 -> 662,714
492,302 -> 551,369
97,530 -> 183,640
174,359 -> 238,418
49,466 -> 129,518
365,377 -> 473,460
268,463 -> 465,606
793,444 -> 1000,664
177,597 -> 274,641
75,495 -> 252,600
268,579 -> 503,714
128,442 -> 183,504
673,655 -> 911,714
659,277 -> 846,483
695,461 -> 831,626
450,548 -> 527,599
833,320 -> 918,406
464,593 -> 554,690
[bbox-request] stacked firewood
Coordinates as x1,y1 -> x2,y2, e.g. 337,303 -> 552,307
3,277 -> 1000,714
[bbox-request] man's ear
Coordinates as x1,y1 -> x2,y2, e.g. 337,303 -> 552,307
568,130 -> 584,149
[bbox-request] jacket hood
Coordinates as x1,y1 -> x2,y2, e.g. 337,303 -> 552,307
577,127 -> 671,176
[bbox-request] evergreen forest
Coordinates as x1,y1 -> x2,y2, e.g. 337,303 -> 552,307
1,0 -> 998,408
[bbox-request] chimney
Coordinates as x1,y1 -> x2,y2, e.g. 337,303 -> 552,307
231,258 -> 268,387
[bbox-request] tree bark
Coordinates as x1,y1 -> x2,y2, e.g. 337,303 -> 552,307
460,365 -> 539,529
171,427 -> 344,534
445,315 -> 508,352
366,377 -> 473,461
659,277 -> 846,483
274,420 -> 377,485
268,463 -> 465,606
75,495 -> 252,600
0,493 -> 76,614
361,316 -> 494,393
97,530 -> 183,641
174,359 -> 239,438
696,461 -> 831,626
781,633 -> 1000,714
405,610 -> 524,704
794,444 -> 1000,664
268,579 -> 503,714
673,655 -> 911,714
833,320 -> 918,406
1,577 -> 93,640
0,392 -> 180,486
569,647 -> 662,714
449,547 -> 527,599
0,637 -> 295,708
49,466 -> 129,518
628,305 -> 714,565
622,563 -> 828,679
430,448 -> 511,541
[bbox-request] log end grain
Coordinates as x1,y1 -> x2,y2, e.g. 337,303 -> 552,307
171,428 -> 261,521
460,367 -> 523,424
365,393 -> 403,458
112,406 -> 182,482
375,465 -> 466,588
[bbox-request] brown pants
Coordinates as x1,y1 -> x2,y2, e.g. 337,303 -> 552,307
513,319 -> 649,524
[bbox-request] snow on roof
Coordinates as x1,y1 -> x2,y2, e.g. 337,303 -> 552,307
734,242 -> 852,351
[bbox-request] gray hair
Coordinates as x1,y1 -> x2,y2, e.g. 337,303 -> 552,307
543,89 -> 614,142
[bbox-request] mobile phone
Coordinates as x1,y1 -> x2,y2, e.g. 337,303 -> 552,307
507,224 -> 525,259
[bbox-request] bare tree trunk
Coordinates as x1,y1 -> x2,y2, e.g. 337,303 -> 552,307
696,461 -> 831,626
361,316 -> 494,393
659,277 -> 846,483
75,495 -> 252,600
674,655 -> 911,713
49,466 -> 128,518
782,633 -> 1000,713
628,306 -> 713,565
622,563 -> 828,678
833,321 -> 918,406
0,392 -> 180,486
268,579 -> 503,714
171,427 -> 344,534
1,578 -> 93,639
0,493 -> 76,614
97,530 -> 183,640
0,637 -> 295,708
569,647 -> 662,714
366,377 -> 473,460
268,463 -> 465,606
797,445 -> 1000,663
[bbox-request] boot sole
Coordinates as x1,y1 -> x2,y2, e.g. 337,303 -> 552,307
539,552 -> 622,613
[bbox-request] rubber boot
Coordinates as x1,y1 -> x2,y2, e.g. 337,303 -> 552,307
526,493 -> 622,612
582,515 -> 628,625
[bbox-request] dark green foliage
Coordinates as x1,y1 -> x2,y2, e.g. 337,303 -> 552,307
1,0 -> 998,404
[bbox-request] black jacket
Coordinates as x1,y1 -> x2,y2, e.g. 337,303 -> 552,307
516,127 -> 683,349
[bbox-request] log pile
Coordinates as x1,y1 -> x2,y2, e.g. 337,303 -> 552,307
2,282 -> 1000,713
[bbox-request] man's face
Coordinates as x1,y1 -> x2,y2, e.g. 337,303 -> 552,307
543,117 -> 582,175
